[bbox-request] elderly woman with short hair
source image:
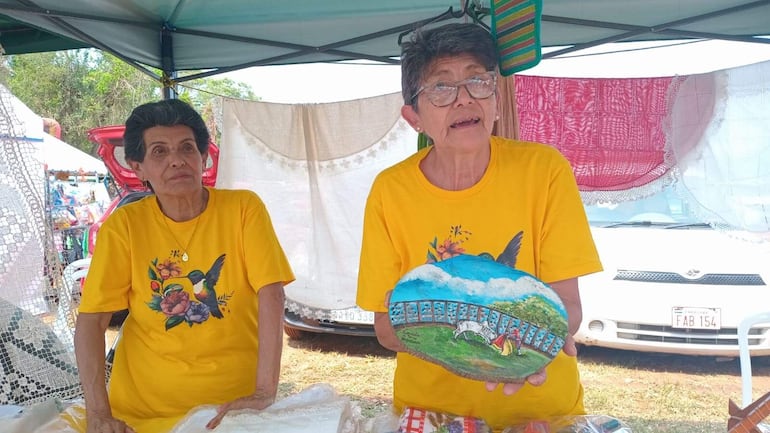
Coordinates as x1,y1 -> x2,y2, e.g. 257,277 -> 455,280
74,99 -> 294,433
357,23 -> 603,431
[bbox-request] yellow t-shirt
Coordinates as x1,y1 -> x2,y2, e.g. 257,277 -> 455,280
356,136 -> 603,430
79,187 -> 294,433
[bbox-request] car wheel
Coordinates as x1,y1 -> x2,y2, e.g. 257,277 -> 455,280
284,326 -> 308,340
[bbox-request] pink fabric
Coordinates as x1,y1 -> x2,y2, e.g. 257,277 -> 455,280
515,75 -> 676,191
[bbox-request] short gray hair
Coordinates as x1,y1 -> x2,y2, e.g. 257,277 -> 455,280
400,23 -> 498,110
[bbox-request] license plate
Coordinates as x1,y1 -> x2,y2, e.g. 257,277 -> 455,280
671,307 -> 721,329
329,308 -> 374,325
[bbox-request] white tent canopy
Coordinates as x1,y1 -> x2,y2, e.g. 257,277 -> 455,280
1,83 -> 42,140
38,133 -> 106,174
0,83 -> 105,174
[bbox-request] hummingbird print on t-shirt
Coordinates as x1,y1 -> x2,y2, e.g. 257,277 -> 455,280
146,253 -> 232,330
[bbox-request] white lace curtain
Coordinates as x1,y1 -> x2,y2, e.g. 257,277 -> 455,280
217,93 -> 416,314
0,85 -> 49,315
0,84 -> 81,405
669,60 -> 770,238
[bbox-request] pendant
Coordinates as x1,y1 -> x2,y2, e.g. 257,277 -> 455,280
182,252 -> 189,262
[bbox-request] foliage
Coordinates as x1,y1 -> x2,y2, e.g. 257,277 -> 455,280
491,296 -> 568,336
0,50 -> 157,152
177,74 -> 257,144
0,49 -> 257,153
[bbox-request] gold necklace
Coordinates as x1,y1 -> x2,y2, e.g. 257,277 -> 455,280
165,216 -> 201,262
161,193 -> 207,262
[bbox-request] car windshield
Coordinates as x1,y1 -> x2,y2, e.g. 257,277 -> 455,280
584,185 -> 705,228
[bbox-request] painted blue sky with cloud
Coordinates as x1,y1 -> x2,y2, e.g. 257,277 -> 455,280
391,255 -> 565,315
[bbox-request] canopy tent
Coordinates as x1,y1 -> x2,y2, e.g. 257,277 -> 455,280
0,82 -> 105,174
0,80 -> 42,140
38,133 -> 107,174
0,0 -> 769,97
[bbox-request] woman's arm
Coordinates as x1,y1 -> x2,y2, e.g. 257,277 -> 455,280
254,282 -> 285,403
206,282 -> 285,430
74,312 -> 112,415
74,311 -> 134,432
374,311 -> 407,353
549,278 -> 582,357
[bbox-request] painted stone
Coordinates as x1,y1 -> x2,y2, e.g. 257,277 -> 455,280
388,254 -> 568,383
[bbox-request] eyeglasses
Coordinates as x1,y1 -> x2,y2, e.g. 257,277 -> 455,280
411,71 -> 497,107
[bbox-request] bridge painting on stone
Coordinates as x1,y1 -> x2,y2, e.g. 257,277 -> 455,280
388,255 -> 568,382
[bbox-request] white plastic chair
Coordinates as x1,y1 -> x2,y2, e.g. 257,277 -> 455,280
738,311 -> 770,408
61,257 -> 122,383
62,257 -> 91,300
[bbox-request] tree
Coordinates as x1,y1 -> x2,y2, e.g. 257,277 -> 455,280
176,74 -> 258,144
1,50 -> 157,153
0,49 -> 257,153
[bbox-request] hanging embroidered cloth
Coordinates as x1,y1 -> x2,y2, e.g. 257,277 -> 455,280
218,93 -> 416,314
515,74 -> 681,203
0,84 -> 82,405
515,60 -> 770,236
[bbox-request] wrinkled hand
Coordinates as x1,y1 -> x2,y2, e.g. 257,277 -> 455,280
485,368 -> 546,395
561,334 -> 579,357
86,413 -> 135,433
206,393 -> 276,430
374,292 -> 407,353
484,334 -> 578,395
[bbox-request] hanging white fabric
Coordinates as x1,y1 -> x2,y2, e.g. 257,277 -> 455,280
218,93 -> 416,314
668,60 -> 770,239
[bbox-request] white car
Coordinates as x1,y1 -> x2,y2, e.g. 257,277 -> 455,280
576,186 -> 770,356
283,184 -> 770,357
283,304 -> 375,339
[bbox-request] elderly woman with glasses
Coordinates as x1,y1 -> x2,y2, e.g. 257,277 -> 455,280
356,23 -> 603,432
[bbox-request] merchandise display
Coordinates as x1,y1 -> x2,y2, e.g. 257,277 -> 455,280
46,173 -> 111,265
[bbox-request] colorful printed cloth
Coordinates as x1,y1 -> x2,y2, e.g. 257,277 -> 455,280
397,407 -> 492,433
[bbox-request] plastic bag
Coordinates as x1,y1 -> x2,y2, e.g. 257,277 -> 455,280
502,415 -> 632,433
360,409 -> 399,433
169,383 -> 359,433
1,399 -> 79,433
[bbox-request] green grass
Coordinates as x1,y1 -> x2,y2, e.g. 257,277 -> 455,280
279,333 -> 770,433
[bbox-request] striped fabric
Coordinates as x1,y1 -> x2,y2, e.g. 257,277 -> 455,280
491,0 -> 542,76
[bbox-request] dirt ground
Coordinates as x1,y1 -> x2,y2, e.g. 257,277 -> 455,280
279,333 -> 770,432
578,343 -> 770,389
283,332 -> 770,395
105,329 -> 770,431
106,327 -> 770,399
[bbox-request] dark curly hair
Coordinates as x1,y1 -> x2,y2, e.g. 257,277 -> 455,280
123,99 -> 210,163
